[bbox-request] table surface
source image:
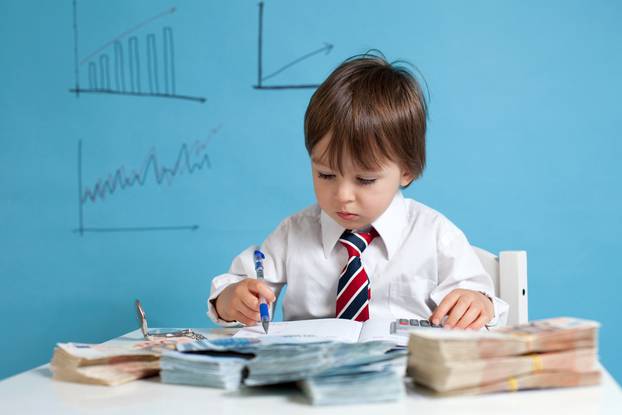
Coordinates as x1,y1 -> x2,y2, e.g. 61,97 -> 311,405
1,329 -> 621,415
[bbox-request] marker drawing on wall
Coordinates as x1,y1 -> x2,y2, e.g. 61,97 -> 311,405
253,1 -> 334,90
69,0 -> 205,103
74,127 -> 220,235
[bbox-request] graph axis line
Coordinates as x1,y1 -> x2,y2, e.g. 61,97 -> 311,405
254,1 -> 333,91
68,88 -> 206,103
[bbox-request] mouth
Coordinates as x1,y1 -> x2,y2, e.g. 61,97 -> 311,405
337,211 -> 359,221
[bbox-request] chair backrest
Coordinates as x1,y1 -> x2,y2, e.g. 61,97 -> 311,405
472,247 -> 528,326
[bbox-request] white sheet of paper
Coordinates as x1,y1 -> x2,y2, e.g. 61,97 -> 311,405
233,318 -> 363,343
357,318 -> 409,347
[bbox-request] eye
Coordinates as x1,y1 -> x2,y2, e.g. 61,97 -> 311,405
317,172 -> 335,180
357,177 -> 377,186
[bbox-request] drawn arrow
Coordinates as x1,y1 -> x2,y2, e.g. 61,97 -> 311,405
261,42 -> 334,82
80,6 -> 177,65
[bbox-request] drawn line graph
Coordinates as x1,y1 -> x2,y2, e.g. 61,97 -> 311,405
69,0 -> 205,103
253,1 -> 334,90
74,127 -> 220,235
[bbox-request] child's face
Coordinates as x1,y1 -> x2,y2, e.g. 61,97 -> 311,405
311,135 -> 413,230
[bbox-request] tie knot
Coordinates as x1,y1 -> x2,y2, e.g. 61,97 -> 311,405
339,228 -> 377,258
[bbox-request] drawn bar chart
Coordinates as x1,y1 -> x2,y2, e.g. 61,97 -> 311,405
253,1 -> 334,90
69,1 -> 205,103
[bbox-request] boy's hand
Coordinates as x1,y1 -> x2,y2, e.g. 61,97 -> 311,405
429,289 -> 493,330
214,279 -> 276,326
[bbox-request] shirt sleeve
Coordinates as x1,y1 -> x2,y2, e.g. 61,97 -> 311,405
429,218 -> 509,327
206,219 -> 289,326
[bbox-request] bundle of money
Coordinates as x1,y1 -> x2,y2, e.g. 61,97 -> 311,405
160,351 -> 248,390
299,349 -> 408,405
407,317 -> 601,395
50,337 -> 195,386
168,336 -> 408,405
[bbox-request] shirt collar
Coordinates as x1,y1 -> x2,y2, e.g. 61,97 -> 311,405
320,191 -> 408,260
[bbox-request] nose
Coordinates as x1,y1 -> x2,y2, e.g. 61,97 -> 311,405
335,180 -> 355,204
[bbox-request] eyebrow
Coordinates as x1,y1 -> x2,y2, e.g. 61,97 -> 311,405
311,157 -> 330,167
312,160 -> 382,176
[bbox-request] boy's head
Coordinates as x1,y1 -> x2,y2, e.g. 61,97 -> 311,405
304,54 -> 428,229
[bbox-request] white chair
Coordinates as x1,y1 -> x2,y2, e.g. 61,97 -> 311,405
472,248 -> 528,326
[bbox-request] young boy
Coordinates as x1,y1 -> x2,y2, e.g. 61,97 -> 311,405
208,54 -> 508,330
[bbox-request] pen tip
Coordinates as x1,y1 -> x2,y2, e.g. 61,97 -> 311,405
262,320 -> 269,334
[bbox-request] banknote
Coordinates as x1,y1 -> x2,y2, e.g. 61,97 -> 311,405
51,337 -> 196,386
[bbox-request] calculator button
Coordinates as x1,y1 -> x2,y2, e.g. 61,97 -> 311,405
419,320 -> 431,327
399,319 -> 409,325
409,319 -> 419,326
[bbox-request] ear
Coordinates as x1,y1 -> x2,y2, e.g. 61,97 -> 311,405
400,170 -> 415,187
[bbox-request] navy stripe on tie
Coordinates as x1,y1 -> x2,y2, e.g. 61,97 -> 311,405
339,282 -> 368,319
337,257 -> 361,293
340,232 -> 367,253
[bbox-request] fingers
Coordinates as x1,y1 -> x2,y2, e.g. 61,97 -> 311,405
247,279 -> 277,303
432,290 -> 494,330
453,305 -> 481,329
239,289 -> 259,310
233,299 -> 260,326
223,279 -> 276,326
444,297 -> 471,328
430,291 -> 460,325
466,314 -> 489,330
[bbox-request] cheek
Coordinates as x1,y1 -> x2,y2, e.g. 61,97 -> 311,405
360,186 -> 396,215
312,178 -> 330,205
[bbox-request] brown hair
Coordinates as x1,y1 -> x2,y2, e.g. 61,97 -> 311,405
304,53 -> 428,187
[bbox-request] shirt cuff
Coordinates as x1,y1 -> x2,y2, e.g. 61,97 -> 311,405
486,295 -> 509,328
206,274 -> 246,327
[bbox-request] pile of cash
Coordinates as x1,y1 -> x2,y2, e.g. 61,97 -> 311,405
300,348 -> 407,405
161,337 -> 407,404
407,317 -> 601,395
50,337 -> 195,386
160,351 -> 248,390
51,342 -> 160,386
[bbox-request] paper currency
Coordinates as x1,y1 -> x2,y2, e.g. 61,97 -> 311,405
300,349 -> 408,405
170,336 -> 408,404
50,337 -> 195,386
160,351 -> 248,390
407,317 -> 601,395
408,317 -> 599,362
432,370 -> 602,396
411,347 -> 598,392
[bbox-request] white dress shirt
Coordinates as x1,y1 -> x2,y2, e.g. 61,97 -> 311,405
207,192 -> 508,326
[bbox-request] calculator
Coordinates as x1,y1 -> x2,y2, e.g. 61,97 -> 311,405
389,318 -> 443,336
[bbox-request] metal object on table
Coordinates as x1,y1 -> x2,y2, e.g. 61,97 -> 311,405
135,299 -> 206,340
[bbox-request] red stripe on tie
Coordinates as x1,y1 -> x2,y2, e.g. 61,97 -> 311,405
336,269 -> 368,314
353,303 -> 369,322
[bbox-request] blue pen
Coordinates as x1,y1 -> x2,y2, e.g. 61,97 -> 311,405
253,249 -> 270,334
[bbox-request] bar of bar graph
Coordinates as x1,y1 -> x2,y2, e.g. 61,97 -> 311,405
69,1 -> 205,103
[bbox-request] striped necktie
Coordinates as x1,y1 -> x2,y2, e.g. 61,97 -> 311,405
336,228 -> 378,321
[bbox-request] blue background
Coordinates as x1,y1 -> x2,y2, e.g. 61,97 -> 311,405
1,0 -> 620,382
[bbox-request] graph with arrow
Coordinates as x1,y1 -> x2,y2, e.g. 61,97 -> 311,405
69,0 -> 206,103
253,1 -> 334,90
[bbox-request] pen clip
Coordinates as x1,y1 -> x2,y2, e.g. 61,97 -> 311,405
254,249 -> 265,271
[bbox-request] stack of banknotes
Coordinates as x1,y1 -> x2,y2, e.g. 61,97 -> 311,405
299,348 -> 407,405
407,317 -> 601,395
160,351 -> 248,390
163,337 -> 407,404
50,337 -> 195,386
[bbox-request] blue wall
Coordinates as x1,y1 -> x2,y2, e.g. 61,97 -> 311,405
1,0 -> 620,382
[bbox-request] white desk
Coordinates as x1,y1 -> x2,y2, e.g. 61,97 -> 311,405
1,330 -> 621,415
